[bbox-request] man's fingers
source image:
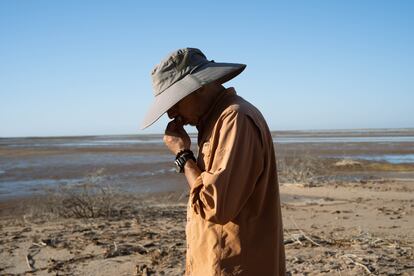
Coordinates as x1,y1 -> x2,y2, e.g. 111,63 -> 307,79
163,118 -> 191,154
165,118 -> 185,134
165,121 -> 177,133
165,126 -> 183,138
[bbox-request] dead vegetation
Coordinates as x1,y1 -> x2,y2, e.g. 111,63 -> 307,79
285,226 -> 414,275
277,154 -> 328,186
277,154 -> 414,188
2,200 -> 412,275
1,164 -> 413,275
0,202 -> 187,275
27,169 -> 138,220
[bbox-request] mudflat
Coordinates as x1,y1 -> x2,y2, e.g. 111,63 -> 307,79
1,130 -> 413,275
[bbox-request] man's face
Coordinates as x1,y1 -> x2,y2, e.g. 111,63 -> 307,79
167,92 -> 200,126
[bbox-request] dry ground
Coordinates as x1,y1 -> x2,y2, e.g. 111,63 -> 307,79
0,178 -> 413,275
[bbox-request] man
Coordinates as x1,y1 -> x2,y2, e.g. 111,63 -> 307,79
142,48 -> 285,275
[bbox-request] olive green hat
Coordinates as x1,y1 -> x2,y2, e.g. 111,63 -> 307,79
141,48 -> 246,129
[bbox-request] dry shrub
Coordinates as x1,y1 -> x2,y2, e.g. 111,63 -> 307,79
47,185 -> 113,218
43,169 -> 130,219
277,154 -> 326,186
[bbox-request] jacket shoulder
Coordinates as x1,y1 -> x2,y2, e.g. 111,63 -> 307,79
222,95 -> 263,123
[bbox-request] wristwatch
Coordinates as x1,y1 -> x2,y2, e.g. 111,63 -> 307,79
174,150 -> 196,173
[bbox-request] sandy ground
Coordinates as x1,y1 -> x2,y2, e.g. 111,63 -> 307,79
280,180 -> 414,275
0,178 -> 413,276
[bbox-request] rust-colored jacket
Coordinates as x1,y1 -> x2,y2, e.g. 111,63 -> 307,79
185,88 -> 286,275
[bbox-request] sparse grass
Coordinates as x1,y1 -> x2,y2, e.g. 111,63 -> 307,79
277,154 -> 414,187
366,162 -> 414,171
277,154 -> 327,186
332,158 -> 414,172
32,169 -> 137,219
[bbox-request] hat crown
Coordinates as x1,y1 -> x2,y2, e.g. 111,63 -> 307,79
142,47 -> 246,129
151,48 -> 209,96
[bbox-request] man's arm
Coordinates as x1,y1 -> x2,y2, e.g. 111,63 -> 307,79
163,118 -> 201,189
183,160 -> 202,189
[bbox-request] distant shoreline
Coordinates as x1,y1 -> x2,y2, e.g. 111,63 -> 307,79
1,127 -> 414,139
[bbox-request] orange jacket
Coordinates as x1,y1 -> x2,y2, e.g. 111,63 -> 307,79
186,88 -> 286,275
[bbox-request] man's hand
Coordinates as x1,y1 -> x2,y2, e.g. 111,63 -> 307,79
164,117 -> 191,155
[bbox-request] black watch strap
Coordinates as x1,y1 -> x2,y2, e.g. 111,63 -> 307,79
174,150 -> 196,173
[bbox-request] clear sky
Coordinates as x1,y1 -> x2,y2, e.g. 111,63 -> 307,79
0,1 -> 413,137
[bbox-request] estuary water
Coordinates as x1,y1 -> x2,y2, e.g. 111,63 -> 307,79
1,130 -> 413,200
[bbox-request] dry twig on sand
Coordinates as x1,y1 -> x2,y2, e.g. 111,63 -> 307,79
288,216 -> 323,247
341,254 -> 373,275
25,254 -> 35,271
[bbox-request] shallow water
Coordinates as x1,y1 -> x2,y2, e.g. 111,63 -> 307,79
1,131 -> 413,200
3,135 -> 414,148
0,178 -> 82,197
274,136 -> 414,144
0,136 -> 198,148
337,154 -> 414,164
1,153 -> 171,171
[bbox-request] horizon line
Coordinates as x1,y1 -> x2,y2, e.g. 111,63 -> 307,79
1,127 -> 414,139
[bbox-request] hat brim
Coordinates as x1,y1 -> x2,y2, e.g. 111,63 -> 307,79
141,62 -> 246,129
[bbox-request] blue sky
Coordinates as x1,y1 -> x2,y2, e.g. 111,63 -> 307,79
0,1 -> 413,137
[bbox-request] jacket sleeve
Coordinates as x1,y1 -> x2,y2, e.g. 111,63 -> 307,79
190,110 -> 264,225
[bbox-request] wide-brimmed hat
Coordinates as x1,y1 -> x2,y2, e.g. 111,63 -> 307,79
141,48 -> 246,129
